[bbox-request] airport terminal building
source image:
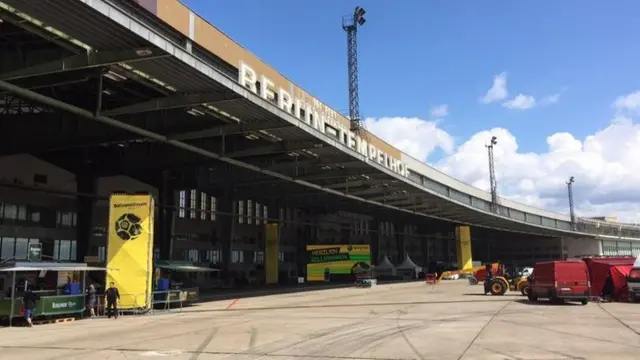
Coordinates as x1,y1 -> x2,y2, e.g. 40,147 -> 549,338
1,0 -> 639,287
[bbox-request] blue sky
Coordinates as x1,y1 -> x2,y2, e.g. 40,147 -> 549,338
177,0 -> 640,220
183,0 -> 640,156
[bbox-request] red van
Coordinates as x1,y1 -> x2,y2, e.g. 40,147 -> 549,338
528,260 -> 590,305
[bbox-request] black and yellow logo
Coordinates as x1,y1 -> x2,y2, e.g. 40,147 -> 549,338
114,213 -> 143,241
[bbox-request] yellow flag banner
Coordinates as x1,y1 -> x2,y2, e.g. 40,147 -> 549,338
105,193 -> 155,310
265,223 -> 279,284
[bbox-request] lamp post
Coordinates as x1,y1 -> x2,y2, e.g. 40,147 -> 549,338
486,136 -> 498,213
567,176 -> 576,231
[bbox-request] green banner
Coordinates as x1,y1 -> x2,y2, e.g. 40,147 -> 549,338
40,295 -> 85,315
0,298 -> 21,317
0,295 -> 85,317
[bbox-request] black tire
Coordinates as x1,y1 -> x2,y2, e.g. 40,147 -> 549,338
468,277 -> 479,285
527,292 -> 538,302
521,285 -> 531,296
489,279 -> 507,296
581,298 -> 589,305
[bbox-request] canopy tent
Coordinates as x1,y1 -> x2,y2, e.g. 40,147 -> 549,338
584,257 -> 635,299
0,263 -> 108,272
610,264 -> 633,300
373,255 -> 396,271
396,255 -> 421,271
634,254 -> 640,268
155,260 -> 220,272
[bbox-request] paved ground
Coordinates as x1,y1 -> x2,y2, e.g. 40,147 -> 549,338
1,281 -> 639,360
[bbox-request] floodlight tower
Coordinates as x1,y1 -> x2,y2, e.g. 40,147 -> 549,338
342,6 -> 366,134
567,176 -> 577,231
486,136 -> 499,213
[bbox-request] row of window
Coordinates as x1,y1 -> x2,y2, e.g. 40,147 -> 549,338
0,237 -> 77,261
182,248 -> 292,264
178,190 -> 272,225
0,203 -> 77,228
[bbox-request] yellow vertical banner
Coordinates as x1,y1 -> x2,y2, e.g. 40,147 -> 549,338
456,226 -> 473,271
106,193 -> 155,310
265,223 -> 279,284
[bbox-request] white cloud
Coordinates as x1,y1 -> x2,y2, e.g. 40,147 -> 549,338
430,104 -> 449,118
364,117 -> 455,161
365,91 -> 640,223
503,94 -> 536,110
481,72 -> 508,104
614,91 -> 640,113
540,93 -> 561,106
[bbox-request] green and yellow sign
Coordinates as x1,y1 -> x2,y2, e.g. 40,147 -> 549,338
306,245 -> 371,281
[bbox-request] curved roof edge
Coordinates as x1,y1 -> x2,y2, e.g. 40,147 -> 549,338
143,0 -> 597,225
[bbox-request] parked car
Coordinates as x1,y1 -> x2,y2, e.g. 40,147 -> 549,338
528,260 -> 590,305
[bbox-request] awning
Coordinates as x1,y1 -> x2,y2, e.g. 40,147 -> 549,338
155,260 -> 220,272
0,262 -> 108,272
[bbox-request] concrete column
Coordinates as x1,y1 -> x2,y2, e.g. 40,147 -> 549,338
218,191 -> 235,276
156,170 -> 175,260
369,220 -> 380,265
395,222 -> 405,263
296,209 -> 313,278
75,171 -> 97,263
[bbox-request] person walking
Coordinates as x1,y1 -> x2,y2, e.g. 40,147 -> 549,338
23,286 -> 37,327
87,284 -> 97,317
105,282 -> 120,319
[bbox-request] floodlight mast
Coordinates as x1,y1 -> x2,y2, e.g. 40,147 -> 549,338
342,6 -> 366,135
567,176 -> 577,231
486,136 -> 499,213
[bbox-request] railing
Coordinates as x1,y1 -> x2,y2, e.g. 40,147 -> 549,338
576,218 -> 640,239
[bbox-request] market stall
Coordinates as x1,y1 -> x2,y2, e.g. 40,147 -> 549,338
373,255 -> 397,279
396,255 -> 422,280
0,261 -> 108,327
153,260 -> 220,305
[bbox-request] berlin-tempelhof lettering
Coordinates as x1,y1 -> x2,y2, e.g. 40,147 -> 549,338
239,62 -> 410,178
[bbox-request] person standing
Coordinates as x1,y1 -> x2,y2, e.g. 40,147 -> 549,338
483,264 -> 493,295
87,284 -> 97,317
105,282 -> 120,319
23,286 -> 37,327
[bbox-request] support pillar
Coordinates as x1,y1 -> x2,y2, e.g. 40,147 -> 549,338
75,171 -> 97,263
395,222 -> 405,263
264,199 -> 281,284
370,220 -> 380,265
218,191 -> 235,277
156,170 -> 175,260
297,209 -> 313,278
455,225 -> 473,270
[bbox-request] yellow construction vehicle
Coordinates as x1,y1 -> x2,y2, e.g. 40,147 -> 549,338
487,274 -> 531,296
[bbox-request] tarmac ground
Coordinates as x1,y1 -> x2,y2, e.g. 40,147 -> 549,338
1,281 -> 639,360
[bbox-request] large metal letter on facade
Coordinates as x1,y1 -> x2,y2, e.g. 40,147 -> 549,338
265,223 -> 279,284
106,193 -> 155,310
456,226 -> 473,271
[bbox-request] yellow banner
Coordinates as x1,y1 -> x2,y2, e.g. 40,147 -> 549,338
306,244 -> 371,282
456,226 -> 473,271
265,223 -> 279,284
106,193 -> 155,310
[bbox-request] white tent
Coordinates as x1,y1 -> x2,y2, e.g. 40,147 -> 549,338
634,253 -> 640,268
374,255 -> 396,271
396,254 -> 420,271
